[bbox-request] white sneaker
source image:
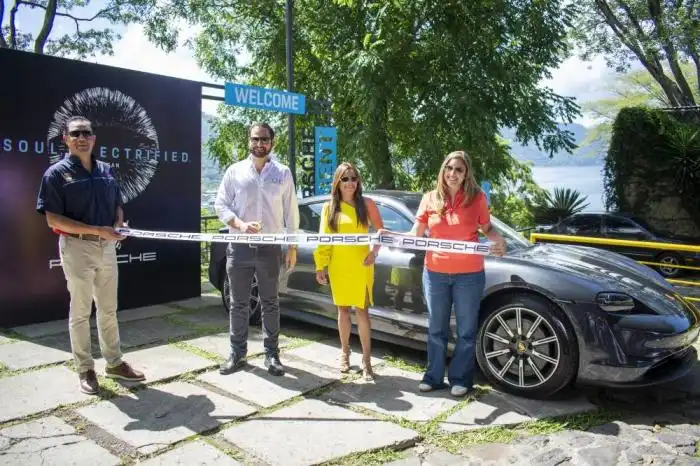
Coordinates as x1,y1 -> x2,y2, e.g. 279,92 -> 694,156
418,382 -> 433,392
450,385 -> 468,397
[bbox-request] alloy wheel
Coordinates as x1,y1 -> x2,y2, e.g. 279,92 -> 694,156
481,306 -> 561,388
659,255 -> 680,277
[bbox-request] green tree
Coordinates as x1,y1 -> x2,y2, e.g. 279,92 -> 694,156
1,0 -> 154,58
572,0 -> 699,107
582,63 -> 699,145
149,0 -> 581,191
533,187 -> 590,224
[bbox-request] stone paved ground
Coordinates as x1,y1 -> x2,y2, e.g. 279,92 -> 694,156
0,290 -> 699,465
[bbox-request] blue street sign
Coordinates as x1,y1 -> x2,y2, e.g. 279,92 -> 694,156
481,181 -> 491,205
314,126 -> 337,195
224,83 -> 306,115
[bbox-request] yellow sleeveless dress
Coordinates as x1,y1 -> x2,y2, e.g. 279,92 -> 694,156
313,201 -> 374,308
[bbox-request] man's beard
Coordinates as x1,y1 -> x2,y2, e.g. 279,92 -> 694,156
251,148 -> 270,159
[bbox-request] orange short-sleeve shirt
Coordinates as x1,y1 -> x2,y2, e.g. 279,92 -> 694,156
415,189 -> 490,274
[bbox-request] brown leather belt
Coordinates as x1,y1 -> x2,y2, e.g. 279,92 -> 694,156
65,233 -> 102,242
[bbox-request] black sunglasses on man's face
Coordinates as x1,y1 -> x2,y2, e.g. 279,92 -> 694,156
68,130 -> 93,138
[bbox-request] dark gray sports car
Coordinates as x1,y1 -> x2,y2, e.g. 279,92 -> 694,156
208,190 -> 700,399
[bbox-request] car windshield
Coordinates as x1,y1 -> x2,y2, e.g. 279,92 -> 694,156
402,196 -> 531,252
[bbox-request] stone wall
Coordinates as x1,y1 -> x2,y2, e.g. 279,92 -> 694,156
623,176 -> 700,238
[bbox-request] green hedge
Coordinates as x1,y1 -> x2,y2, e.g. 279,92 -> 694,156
604,107 -> 700,228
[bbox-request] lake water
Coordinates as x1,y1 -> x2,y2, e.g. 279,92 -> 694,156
530,164 -> 606,212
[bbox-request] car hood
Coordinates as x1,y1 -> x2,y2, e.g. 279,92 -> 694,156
508,243 -> 690,314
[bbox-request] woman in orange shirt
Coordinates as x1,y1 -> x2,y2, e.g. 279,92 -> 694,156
382,151 -> 505,397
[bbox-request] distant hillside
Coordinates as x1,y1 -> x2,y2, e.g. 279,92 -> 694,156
499,123 -> 607,167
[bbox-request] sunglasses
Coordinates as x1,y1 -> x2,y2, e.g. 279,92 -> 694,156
68,130 -> 93,138
250,137 -> 271,144
445,165 -> 465,174
341,176 -> 358,182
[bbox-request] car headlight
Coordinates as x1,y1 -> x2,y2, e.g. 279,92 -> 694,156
596,292 -> 635,312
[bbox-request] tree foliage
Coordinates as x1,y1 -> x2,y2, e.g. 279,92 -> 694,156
149,0 -> 581,196
572,0 -> 699,107
1,0 -> 155,58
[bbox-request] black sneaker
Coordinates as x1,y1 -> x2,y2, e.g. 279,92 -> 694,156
219,355 -> 246,375
264,354 -> 285,376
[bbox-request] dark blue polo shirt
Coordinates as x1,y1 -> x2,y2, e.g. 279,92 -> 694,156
36,154 -> 122,227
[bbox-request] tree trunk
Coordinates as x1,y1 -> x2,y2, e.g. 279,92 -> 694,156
34,0 -> 58,54
0,0 -> 7,48
648,0 -> 697,106
369,97 -> 394,189
9,0 -> 20,49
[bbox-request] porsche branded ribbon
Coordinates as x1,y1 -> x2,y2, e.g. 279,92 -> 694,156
115,228 -> 493,255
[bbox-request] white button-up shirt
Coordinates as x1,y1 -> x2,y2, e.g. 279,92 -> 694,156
214,154 -> 299,234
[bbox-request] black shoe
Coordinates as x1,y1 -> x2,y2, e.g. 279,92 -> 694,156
264,355 -> 285,376
219,355 -> 246,375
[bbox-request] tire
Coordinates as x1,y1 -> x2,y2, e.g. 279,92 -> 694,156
655,252 -> 683,278
220,268 -> 262,325
475,293 -> 578,399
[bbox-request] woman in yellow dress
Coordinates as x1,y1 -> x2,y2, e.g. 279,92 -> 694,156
314,162 -> 383,381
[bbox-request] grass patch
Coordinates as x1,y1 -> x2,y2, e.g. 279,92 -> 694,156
382,354 -> 424,373
321,447 -> 407,465
170,341 -> 223,363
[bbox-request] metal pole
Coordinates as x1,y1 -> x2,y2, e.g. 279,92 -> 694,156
285,0 -> 296,187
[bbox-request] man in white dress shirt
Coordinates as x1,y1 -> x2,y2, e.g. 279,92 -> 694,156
214,122 -> 299,376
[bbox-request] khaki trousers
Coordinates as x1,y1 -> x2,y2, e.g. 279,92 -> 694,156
59,235 -> 123,373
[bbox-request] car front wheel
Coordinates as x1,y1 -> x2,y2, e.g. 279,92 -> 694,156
476,294 -> 578,399
221,270 -> 262,325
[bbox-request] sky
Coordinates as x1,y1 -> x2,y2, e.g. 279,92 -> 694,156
3,2 -> 617,125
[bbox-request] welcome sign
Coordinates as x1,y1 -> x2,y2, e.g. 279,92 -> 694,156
224,83 -> 306,115
0,49 -> 202,327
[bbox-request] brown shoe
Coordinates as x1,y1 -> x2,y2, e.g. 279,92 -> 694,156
79,370 -> 99,395
105,362 -> 145,382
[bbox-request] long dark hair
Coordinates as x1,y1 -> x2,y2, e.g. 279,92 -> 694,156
327,162 -> 368,232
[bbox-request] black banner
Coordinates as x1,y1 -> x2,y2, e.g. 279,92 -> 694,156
0,49 -> 202,327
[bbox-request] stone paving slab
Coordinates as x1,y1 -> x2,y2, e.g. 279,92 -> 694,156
0,415 -> 120,465
10,305 -> 185,340
76,381 -> 256,455
198,356 -> 338,408
284,339 -> 384,372
221,399 -> 420,466
0,366 -> 92,424
93,345 -> 215,385
118,317 -> 199,348
440,390 -> 597,432
327,365 -> 460,422
139,440 -> 241,465
0,339 -> 73,371
184,331 -> 291,360
172,307 -> 229,330
167,295 -> 222,311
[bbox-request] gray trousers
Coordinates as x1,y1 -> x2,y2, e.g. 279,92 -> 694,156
226,243 -> 282,358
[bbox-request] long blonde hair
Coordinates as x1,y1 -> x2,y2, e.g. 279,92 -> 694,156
434,151 -> 481,215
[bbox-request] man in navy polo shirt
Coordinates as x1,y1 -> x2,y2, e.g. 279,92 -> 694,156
36,116 -> 145,395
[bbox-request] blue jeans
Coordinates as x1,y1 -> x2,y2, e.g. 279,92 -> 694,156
421,268 -> 485,388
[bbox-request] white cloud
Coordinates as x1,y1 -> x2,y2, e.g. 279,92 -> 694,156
91,23 -> 223,115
